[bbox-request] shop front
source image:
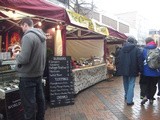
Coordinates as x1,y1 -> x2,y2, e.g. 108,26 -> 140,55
0,0 -> 71,118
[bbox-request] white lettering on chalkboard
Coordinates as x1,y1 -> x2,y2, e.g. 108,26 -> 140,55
50,81 -> 68,85
55,78 -> 69,81
49,66 -> 67,70
57,95 -> 68,99
49,60 -> 59,64
53,57 -> 66,60
49,73 -> 62,77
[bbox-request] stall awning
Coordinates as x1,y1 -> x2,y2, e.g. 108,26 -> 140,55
67,9 -> 94,31
66,9 -> 127,41
0,0 -> 127,42
108,27 -> 128,40
66,9 -> 109,37
0,0 -> 69,23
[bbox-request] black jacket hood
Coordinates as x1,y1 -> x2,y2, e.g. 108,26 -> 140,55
122,42 -> 135,53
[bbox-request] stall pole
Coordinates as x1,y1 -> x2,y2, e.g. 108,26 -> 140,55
103,38 -> 108,63
62,27 -> 66,56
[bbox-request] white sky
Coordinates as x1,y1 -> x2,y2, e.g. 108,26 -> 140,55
94,0 -> 160,29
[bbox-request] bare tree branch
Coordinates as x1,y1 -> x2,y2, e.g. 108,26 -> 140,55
57,0 -> 96,16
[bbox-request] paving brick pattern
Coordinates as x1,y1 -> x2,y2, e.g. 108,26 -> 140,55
45,76 -> 160,120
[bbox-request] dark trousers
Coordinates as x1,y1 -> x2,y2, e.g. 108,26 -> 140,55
143,76 -> 158,100
139,74 -> 147,98
19,77 -> 45,120
158,79 -> 160,95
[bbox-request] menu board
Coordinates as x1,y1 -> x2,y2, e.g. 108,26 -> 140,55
48,56 -> 74,107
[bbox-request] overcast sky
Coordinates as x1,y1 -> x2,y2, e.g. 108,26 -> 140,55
94,0 -> 160,29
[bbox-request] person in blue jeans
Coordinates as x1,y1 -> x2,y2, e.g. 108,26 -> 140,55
116,37 -> 143,106
14,17 -> 46,120
123,76 -> 136,104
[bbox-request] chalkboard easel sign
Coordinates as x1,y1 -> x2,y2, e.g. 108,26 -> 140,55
48,56 -> 74,107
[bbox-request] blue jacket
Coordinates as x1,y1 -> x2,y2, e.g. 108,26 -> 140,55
142,44 -> 160,76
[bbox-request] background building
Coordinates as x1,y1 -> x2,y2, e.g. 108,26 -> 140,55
49,0 -> 151,45
149,29 -> 160,47
116,11 -> 149,45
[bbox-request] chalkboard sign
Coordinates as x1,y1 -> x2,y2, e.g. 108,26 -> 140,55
48,56 -> 74,107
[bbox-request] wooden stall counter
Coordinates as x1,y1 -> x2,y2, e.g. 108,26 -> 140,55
72,63 -> 107,94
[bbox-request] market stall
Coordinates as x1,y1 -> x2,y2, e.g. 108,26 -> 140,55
65,10 -> 128,93
66,38 -> 106,94
0,0 -> 73,116
65,11 -> 107,93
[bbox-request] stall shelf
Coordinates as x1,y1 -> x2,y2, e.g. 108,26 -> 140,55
72,63 -> 106,94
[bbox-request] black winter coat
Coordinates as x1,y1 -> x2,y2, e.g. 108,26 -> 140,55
116,42 -> 142,76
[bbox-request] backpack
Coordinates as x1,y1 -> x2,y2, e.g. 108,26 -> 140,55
146,48 -> 160,69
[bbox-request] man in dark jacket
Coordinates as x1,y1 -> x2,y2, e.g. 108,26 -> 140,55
116,37 -> 142,106
14,17 -> 46,120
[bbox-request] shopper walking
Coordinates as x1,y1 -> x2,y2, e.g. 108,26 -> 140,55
141,37 -> 160,105
14,17 -> 46,120
116,37 -> 142,106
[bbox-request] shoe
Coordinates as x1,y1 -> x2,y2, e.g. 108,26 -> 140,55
149,98 -> 155,104
149,99 -> 153,104
141,98 -> 148,105
140,96 -> 144,99
152,98 -> 156,100
127,102 -> 134,106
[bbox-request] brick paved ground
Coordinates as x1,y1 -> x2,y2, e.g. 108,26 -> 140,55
45,76 -> 160,120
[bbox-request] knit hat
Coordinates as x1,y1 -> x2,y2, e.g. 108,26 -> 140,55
127,37 -> 137,44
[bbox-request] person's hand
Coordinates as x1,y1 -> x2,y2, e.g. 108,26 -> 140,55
12,51 -> 19,59
12,45 -> 21,59
12,45 -> 21,52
